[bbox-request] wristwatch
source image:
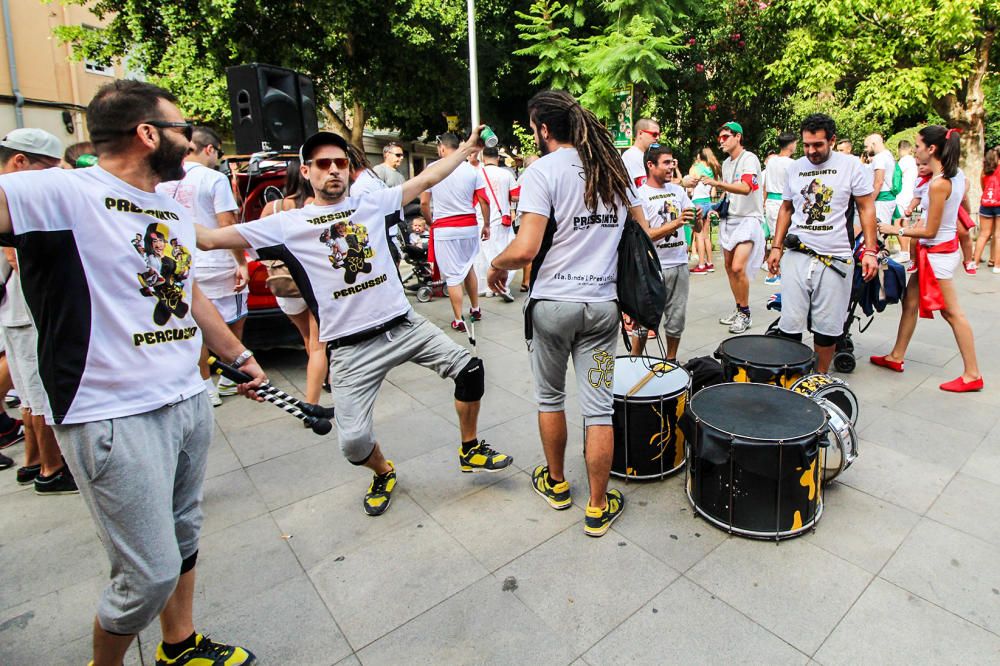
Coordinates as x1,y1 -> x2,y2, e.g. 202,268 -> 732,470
232,349 -> 254,369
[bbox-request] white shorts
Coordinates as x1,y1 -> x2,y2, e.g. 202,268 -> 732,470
925,249 -> 961,280
765,198 -> 782,233
875,200 -> 897,225
211,293 -> 248,324
2,324 -> 47,412
276,296 -> 308,316
483,223 -> 515,263
719,215 -> 765,280
778,250 -> 854,337
434,236 -> 480,287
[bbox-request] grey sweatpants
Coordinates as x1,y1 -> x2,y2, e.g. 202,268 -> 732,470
54,392 -> 212,635
529,300 -> 619,427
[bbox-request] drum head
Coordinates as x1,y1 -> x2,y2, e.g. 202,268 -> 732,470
689,383 -> 826,441
816,398 -> 856,481
716,335 -> 815,367
613,356 -> 690,399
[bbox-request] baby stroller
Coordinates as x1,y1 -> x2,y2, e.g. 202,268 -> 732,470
765,238 -> 906,373
399,221 -> 445,303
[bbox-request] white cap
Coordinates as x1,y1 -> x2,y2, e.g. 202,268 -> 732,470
0,128 -> 64,161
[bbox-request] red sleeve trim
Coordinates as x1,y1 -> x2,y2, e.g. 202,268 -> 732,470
741,173 -> 759,191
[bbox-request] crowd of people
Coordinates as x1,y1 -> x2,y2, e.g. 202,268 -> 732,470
0,78 -> 989,665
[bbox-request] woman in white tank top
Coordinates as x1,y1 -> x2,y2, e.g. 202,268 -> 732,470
871,126 -> 983,392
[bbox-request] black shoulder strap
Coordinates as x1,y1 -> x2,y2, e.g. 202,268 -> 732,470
523,206 -> 558,342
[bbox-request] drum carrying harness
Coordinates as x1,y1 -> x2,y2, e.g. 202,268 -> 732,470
783,233 -> 849,277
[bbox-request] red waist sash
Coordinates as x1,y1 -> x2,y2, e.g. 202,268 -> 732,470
916,236 -> 959,319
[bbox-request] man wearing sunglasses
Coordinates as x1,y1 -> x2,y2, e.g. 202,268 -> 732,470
158,126 -> 248,407
197,129 -> 512,518
702,121 -> 766,334
621,118 -> 660,188
373,142 -> 406,188
0,80 -> 264,665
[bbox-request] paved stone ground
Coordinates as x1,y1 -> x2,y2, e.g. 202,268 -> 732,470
3,265 -> 1000,665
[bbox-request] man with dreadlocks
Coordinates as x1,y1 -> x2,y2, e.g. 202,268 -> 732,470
487,90 -> 652,538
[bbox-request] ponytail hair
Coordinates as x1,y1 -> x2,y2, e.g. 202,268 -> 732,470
527,90 -> 632,213
984,147 -> 999,176
918,125 -> 961,179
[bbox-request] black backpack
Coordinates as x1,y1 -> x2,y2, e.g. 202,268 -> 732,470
617,216 -> 666,331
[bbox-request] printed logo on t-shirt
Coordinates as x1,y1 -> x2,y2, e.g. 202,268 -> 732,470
647,192 -> 684,249
131,222 -> 192,325
319,220 -> 374,285
800,179 -> 834,231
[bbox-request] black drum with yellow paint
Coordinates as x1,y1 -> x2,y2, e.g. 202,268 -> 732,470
714,335 -> 815,388
684,383 -> 827,540
611,356 -> 691,480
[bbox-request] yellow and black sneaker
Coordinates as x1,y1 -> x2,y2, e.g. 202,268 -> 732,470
154,634 -> 255,665
531,465 -> 572,510
459,440 -> 513,473
363,461 -> 396,516
584,489 -> 625,537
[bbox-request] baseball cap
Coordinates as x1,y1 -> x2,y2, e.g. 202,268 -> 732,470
0,128 -> 63,161
299,131 -> 350,163
721,121 -> 744,135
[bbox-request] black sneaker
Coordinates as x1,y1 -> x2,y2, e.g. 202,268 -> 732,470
155,634 -> 256,665
34,466 -> 79,496
16,464 -> 40,484
0,452 -> 12,470
363,461 -> 396,516
459,440 -> 513,473
0,420 -> 25,449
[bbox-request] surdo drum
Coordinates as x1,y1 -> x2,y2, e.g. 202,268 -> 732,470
790,373 -> 859,426
684,383 -> 827,540
715,335 -> 815,388
611,357 -> 691,480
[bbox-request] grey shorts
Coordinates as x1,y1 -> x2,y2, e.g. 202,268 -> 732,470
329,309 -> 472,463
2,324 -> 46,412
661,265 -> 689,338
778,250 -> 854,338
54,392 -> 213,634
528,300 -> 619,427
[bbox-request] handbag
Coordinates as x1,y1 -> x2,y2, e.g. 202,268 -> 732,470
617,216 -> 666,333
261,260 -> 302,298
715,151 -> 748,220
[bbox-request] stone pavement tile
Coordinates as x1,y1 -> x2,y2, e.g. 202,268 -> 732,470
608,475 -> 729,573
45,636 -> 143,666
0,516 -> 106,610
335,654 -> 361,666
194,514 -> 303,618
686,538 -> 872,655
369,379 -> 424,420
357,575 -> 578,665
213,376 -> 302,431
803,482 -> 920,574
584,577 -> 808,666
245,440 -> 355,510
963,433 -> 1000,486
193,575 -> 353,666
199,468 -> 269,537
858,407 -> 982,472
881,519 -> 1000,634
495,525 -> 679,653
926,473 -> 1000,547
0,574 -> 105,663
889,384 -> 999,436
431,476 -> 582,571
394,444 -> 519,513
205,425 -> 243,479
814,578 -> 1000,665
308,519 -> 488,649
0,481 -> 90,542
224,413 -> 329,466
838,440 -> 953,514
369,404 -> 470,463
273,483 -> 429,570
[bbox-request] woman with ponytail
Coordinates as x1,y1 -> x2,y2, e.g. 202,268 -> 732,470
871,126 -> 983,392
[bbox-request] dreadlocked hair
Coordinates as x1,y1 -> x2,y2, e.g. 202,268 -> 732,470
527,90 -> 632,214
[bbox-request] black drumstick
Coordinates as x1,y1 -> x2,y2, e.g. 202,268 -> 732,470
208,356 -> 333,435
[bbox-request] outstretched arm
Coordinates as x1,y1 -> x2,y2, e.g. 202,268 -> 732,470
196,223 -> 252,251
401,127 -> 483,204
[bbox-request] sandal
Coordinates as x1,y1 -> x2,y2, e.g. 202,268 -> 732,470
989,262 -> 995,268
519,284 -> 529,292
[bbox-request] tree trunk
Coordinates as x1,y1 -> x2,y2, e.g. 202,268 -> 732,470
321,101 -> 369,151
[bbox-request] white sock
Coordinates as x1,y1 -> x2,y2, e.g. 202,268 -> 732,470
204,377 -> 217,392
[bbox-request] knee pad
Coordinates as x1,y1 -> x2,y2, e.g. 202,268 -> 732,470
813,331 -> 841,347
454,358 -> 485,402
180,550 -> 198,575
775,328 -> 803,342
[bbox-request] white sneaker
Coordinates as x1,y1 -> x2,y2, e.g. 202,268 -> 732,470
500,290 -> 515,303
217,377 -> 239,397
4,390 -> 19,406
764,275 -> 781,286
892,251 -> 911,264
993,266 -> 1000,274
208,387 -> 222,407
729,311 -> 752,334
720,308 -> 740,325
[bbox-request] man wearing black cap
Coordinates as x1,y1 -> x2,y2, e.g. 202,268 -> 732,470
196,129 -> 513,517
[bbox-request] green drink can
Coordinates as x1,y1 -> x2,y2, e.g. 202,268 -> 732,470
480,125 -> 498,148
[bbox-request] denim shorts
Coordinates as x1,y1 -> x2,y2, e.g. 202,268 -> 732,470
979,205 -> 1000,217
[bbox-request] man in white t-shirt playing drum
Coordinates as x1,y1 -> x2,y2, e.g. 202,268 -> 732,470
197,129 -> 513,518
479,146 -> 518,302
702,121 -> 765,334
762,132 -> 797,286
621,118 -> 660,188
487,90 -> 651,538
768,113 -> 879,373
420,133 -> 490,332
158,126 -> 248,405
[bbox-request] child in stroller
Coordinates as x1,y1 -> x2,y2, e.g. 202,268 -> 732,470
401,216 -> 445,302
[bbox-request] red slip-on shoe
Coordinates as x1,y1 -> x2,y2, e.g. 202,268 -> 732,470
940,376 -> 984,392
870,355 -> 904,372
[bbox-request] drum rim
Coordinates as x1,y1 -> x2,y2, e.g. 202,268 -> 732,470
685,483 -> 824,540
689,382 -> 829,441
816,398 -> 855,480
716,334 -> 816,366
612,355 -> 692,400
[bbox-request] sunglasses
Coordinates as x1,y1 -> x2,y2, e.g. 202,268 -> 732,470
640,129 -> 661,138
718,133 -> 734,141
213,145 -> 225,158
391,152 -> 404,158
131,120 -> 194,141
306,157 -> 350,171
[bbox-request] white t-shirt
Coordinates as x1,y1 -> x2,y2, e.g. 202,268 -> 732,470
518,147 -> 639,302
157,161 -> 238,269
897,154 -> 917,206
0,255 -> 31,327
921,169 -> 965,247
783,152 -> 873,256
236,187 -> 408,341
721,150 -> 764,218
0,166 -> 204,425
622,146 -> 646,188
428,161 -> 485,240
480,164 -> 516,226
765,155 -> 794,195
353,168 -> 403,240
639,182 -> 691,269
871,149 -> 895,193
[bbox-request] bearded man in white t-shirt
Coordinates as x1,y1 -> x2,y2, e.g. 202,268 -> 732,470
621,117 -> 660,188
158,126 -> 248,405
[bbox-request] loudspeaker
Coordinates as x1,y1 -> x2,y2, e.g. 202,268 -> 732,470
226,63 -> 320,154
